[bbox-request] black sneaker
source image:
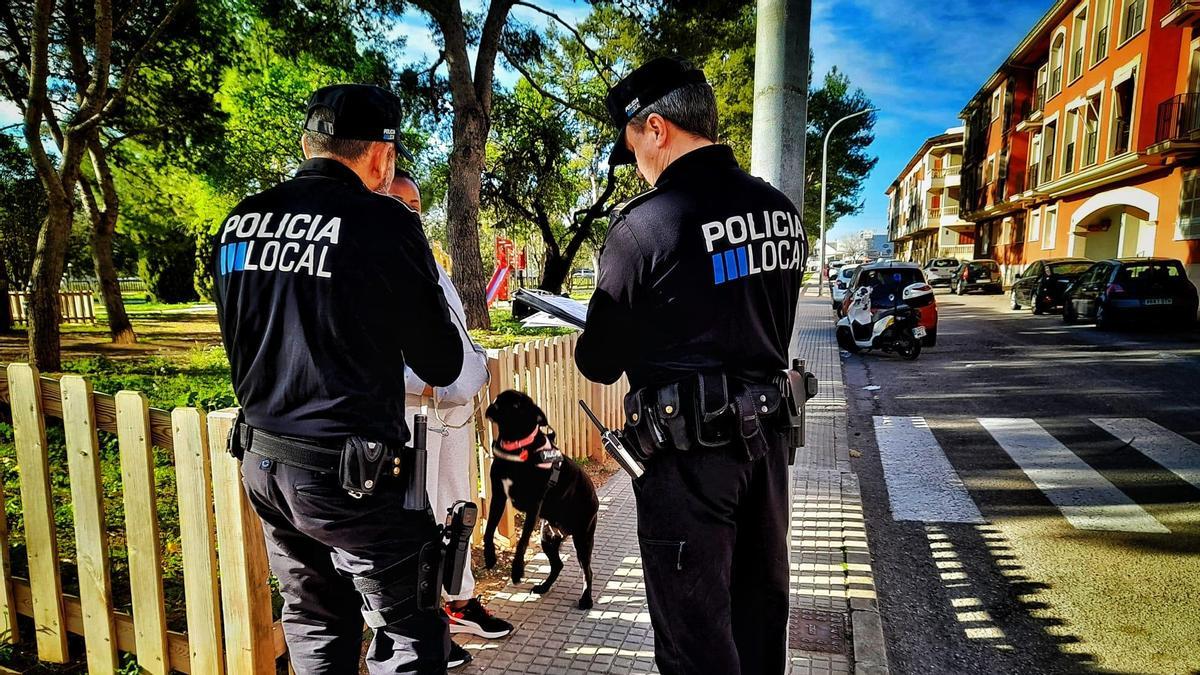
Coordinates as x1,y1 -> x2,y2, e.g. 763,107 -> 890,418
446,597 -> 514,639
448,641 -> 472,670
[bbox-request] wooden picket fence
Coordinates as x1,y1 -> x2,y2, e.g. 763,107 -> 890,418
7,292 -> 96,325
0,333 -> 626,672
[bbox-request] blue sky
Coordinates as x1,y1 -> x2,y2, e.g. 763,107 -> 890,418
4,0 -> 1053,245
809,0 -> 1051,241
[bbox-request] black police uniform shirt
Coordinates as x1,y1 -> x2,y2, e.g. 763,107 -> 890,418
211,157 -> 464,445
576,145 -> 807,390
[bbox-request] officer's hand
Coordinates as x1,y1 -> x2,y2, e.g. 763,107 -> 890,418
511,557 -> 525,584
484,541 -> 497,569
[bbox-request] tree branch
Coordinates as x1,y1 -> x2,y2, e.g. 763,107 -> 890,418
512,1 -> 616,86
500,47 -> 608,125
475,0 -> 516,111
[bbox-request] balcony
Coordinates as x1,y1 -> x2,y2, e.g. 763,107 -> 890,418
1163,0 -> 1200,27
1146,93 -> 1200,162
928,166 -> 961,190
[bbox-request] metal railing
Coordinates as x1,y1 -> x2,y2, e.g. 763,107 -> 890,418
1155,93 -> 1200,144
1113,118 -> 1132,155
1041,152 -> 1055,185
1070,47 -> 1084,81
1063,143 -> 1076,174
1084,128 -> 1099,165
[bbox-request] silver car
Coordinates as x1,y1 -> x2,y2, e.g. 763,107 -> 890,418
922,258 -> 960,287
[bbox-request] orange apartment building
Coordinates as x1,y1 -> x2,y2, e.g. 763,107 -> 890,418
959,0 -> 1200,289
886,128 -> 976,264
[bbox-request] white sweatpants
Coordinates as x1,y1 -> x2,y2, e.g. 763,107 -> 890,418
405,403 -> 477,602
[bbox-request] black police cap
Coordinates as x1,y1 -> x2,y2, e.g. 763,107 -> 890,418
304,84 -> 415,162
604,56 -> 708,166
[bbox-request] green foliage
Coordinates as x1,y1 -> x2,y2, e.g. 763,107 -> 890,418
469,308 -> 574,349
0,134 -> 47,289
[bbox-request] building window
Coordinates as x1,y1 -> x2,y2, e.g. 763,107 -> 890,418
1063,109 -> 1078,175
1043,207 -> 1058,250
1029,208 -> 1042,242
1071,9 -> 1088,81
986,156 -> 996,184
1093,0 -> 1113,64
1050,33 -> 1065,97
991,90 -> 1002,121
1083,92 -> 1101,166
1179,171 -> 1200,240
1111,72 -> 1136,156
1028,132 -> 1042,189
1120,0 -> 1145,44
1042,120 -> 1058,184
1036,65 -> 1048,111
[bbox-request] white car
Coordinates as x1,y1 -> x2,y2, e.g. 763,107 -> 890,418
831,264 -> 859,313
922,258 -> 961,287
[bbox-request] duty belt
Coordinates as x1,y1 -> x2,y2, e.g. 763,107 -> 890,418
245,425 -> 341,473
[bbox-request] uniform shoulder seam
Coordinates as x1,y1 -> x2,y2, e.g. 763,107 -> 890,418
612,186 -> 660,216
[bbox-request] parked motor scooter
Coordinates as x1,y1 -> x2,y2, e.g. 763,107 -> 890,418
836,283 -> 933,360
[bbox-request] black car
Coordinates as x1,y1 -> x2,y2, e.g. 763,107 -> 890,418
952,259 -> 1003,295
1062,258 -> 1199,329
1009,258 -> 1093,314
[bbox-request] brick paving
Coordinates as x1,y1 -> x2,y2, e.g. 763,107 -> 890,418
458,283 -> 881,674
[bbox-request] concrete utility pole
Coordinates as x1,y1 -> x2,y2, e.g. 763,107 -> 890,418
750,0 -> 810,210
818,108 -> 877,296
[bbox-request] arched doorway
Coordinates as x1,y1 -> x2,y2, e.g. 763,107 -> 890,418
1068,187 -> 1159,260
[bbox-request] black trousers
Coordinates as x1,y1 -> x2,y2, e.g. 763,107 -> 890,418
241,451 -> 449,674
633,433 -> 791,675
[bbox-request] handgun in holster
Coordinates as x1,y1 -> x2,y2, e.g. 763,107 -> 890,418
441,501 -> 478,596
779,358 -> 819,465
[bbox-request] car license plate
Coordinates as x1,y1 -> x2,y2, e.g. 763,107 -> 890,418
912,326 -> 927,338
1144,298 -> 1173,306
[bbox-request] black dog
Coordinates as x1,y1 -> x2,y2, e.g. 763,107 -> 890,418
483,390 -> 599,610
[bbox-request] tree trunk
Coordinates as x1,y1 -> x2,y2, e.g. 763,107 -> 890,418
446,107 -> 492,330
538,218 -> 597,294
92,222 -> 135,344
27,201 -> 72,371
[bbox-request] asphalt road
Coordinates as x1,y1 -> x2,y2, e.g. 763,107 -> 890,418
842,286 -> 1200,675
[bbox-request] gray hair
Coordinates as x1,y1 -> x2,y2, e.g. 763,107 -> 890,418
628,83 -> 719,142
303,106 -> 375,161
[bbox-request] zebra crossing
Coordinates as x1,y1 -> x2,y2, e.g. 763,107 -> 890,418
873,416 -> 1200,533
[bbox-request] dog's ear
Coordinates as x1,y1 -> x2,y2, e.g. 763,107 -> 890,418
485,400 -> 500,421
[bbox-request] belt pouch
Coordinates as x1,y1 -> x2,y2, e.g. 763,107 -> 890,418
623,390 -> 658,459
693,372 -> 733,447
340,436 -> 389,496
736,385 -> 783,461
653,383 -> 692,451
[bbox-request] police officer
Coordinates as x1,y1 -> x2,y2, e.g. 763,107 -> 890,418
576,58 -> 807,675
212,83 -> 464,673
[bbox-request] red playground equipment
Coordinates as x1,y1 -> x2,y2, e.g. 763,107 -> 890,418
486,236 -> 526,306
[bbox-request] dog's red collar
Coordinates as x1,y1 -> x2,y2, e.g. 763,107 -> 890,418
499,427 -> 540,452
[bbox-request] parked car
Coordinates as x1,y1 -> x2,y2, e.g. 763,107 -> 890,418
841,261 -> 938,346
831,264 -> 860,313
1062,258 -> 1199,329
922,258 -> 960,287
952,259 -> 1004,295
826,260 -> 847,282
1009,258 -> 1093,314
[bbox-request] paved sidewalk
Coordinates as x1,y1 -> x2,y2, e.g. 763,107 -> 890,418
459,283 -> 887,674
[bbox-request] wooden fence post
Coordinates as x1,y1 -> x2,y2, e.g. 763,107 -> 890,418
208,409 -> 275,674
60,376 -> 118,673
115,390 -> 169,675
6,363 -> 66,661
172,408 -> 225,675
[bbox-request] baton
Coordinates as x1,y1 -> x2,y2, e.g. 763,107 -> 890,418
403,413 -> 429,511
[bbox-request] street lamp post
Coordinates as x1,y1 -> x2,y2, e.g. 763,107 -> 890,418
818,107 -> 877,296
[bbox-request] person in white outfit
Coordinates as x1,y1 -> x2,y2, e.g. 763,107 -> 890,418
388,174 -> 514,669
